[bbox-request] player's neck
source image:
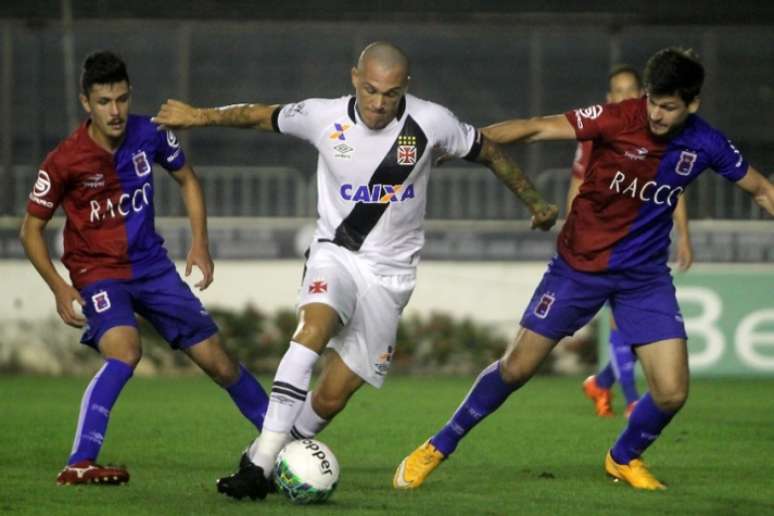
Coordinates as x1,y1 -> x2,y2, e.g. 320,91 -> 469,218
87,120 -> 124,154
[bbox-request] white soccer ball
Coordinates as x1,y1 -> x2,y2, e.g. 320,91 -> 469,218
273,439 -> 340,504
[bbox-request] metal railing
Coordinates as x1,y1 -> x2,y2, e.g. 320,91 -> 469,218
9,165 -> 771,220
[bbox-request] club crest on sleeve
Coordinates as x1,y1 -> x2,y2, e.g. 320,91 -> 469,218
33,170 -> 52,197
92,291 -> 111,313
308,280 -> 328,294
534,292 -> 556,319
675,150 -> 697,176
397,135 -> 417,166
573,104 -> 603,129
132,151 -> 151,177
165,130 -> 180,149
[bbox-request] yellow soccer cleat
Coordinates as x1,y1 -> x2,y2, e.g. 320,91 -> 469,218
393,440 -> 445,490
605,450 -> 666,490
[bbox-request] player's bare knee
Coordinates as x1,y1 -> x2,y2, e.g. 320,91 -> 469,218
210,358 -> 240,387
311,391 -> 345,420
653,387 -> 688,412
498,360 -> 529,386
108,346 -> 142,368
292,324 -> 331,352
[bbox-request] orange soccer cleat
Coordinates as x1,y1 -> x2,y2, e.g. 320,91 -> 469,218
582,375 -> 614,417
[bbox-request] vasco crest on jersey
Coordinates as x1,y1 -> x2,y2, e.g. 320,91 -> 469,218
397,135 -> 417,166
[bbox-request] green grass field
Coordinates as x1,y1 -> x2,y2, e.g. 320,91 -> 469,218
1,374 -> 773,515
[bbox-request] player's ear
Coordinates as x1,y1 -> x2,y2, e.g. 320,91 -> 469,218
606,92 -> 613,103
350,67 -> 359,90
688,97 -> 700,114
79,93 -> 91,114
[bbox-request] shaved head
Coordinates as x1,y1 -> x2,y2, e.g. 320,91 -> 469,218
351,41 -> 411,129
357,41 -> 410,79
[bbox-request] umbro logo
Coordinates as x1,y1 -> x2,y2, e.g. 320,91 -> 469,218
333,143 -> 354,158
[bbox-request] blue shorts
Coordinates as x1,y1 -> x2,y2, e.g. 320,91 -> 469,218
79,266 -> 219,351
520,255 -> 686,346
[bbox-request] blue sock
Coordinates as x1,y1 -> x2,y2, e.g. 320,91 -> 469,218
610,393 -> 676,464
610,335 -> 639,404
226,364 -> 269,432
430,361 -> 519,457
595,362 -> 616,389
68,359 -> 134,465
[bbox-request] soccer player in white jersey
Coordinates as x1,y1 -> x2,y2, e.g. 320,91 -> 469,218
154,41 -> 558,501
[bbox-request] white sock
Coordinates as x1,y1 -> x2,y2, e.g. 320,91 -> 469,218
248,341 -> 319,476
291,394 -> 330,439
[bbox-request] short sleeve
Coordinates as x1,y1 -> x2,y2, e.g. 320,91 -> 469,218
710,132 -> 748,182
275,100 -> 321,143
564,103 -> 625,143
155,128 -> 186,171
26,156 -> 66,220
429,105 -> 478,160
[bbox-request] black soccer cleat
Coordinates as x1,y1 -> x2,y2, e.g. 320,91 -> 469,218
237,453 -> 277,494
216,455 -> 269,501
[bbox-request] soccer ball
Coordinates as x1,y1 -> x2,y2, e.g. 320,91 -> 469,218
273,439 -> 340,504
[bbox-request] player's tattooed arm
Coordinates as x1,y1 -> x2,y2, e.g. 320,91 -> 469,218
736,165 -> 774,216
153,100 -> 278,131
482,115 -> 576,144
476,137 -> 559,231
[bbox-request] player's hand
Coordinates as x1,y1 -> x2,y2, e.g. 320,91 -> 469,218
530,203 -> 559,231
675,236 -> 694,272
433,153 -> 454,167
152,99 -> 201,130
186,242 -> 214,290
53,283 -> 86,328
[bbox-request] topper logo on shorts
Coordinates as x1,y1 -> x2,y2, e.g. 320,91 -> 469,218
340,183 -> 415,203
534,292 -> 555,319
92,291 -> 111,313
374,345 -> 393,375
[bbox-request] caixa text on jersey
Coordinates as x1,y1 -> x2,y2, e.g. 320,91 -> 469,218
339,183 -> 416,204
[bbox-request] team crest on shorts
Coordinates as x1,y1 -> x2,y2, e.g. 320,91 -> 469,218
397,135 -> 417,166
374,346 -> 393,375
534,292 -> 556,319
92,291 -> 111,313
308,280 -> 328,294
132,151 -> 151,177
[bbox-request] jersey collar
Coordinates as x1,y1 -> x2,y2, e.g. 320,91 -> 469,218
348,95 -> 407,128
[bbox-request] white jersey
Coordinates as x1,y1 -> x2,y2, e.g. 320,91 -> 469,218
274,94 -> 480,274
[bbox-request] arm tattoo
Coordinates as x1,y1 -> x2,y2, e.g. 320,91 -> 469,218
206,103 -> 265,128
477,137 -> 545,211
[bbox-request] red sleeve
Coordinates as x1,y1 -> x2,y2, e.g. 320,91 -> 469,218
571,141 -> 593,179
563,102 -> 625,143
26,154 -> 67,220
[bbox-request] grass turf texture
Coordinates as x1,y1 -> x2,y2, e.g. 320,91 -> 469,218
1,375 -> 773,515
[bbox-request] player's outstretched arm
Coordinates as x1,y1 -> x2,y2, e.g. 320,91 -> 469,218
170,164 -> 214,290
475,137 -> 559,230
736,166 -> 774,216
19,214 -> 86,327
153,99 -> 279,131
482,115 -> 576,145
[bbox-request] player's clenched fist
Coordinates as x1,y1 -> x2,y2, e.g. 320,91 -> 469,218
530,203 -> 559,231
152,99 -> 202,129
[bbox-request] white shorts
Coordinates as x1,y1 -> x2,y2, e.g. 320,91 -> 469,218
298,242 -> 416,388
